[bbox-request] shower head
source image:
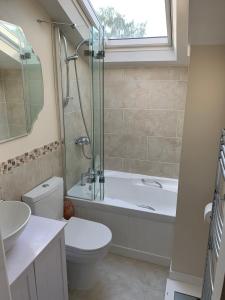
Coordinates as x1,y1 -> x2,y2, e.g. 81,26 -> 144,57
67,39 -> 89,61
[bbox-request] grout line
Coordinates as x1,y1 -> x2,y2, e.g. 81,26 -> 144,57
147,136 -> 149,161
105,156 -> 180,165
119,79 -> 189,83
176,115 -> 179,138
121,158 -> 125,170
104,108 -> 185,112
104,133 -> 182,139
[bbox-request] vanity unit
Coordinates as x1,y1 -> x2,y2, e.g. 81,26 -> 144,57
5,215 -> 68,300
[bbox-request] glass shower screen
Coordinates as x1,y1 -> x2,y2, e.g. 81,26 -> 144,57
62,25 -> 104,201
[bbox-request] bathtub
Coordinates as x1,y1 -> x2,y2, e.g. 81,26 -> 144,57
67,170 -> 178,266
105,170 -> 177,218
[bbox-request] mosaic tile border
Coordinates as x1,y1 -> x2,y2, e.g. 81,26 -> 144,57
0,140 -> 62,175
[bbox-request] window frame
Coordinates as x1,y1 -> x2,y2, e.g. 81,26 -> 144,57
78,0 -> 172,49
0,23 -> 20,50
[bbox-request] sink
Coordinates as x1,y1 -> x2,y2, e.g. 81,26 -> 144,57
0,200 -> 31,252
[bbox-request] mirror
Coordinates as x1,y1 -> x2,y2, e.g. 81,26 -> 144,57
0,20 -> 44,142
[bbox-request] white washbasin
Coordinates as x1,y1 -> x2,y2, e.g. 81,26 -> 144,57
0,200 -> 31,252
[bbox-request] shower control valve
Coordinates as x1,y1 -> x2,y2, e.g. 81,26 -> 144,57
75,136 -> 90,145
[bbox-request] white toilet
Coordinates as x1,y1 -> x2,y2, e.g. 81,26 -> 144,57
22,177 -> 112,290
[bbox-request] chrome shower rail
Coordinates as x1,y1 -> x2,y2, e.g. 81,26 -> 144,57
37,19 -> 75,28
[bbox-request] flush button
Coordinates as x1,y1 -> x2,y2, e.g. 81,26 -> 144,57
42,184 -> 49,188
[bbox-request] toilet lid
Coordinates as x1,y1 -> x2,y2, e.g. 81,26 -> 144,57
65,217 -> 112,252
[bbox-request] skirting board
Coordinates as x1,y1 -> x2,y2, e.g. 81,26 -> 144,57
169,270 -> 203,287
110,244 -> 171,267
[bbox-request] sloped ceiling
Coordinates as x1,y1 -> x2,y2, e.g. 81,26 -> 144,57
0,50 -> 20,69
189,0 -> 225,45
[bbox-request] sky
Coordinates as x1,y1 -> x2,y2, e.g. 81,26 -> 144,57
90,0 -> 168,37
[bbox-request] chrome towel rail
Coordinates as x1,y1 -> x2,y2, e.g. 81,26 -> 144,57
202,129 -> 225,300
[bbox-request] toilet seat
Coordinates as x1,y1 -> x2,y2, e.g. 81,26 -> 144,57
64,217 -> 112,255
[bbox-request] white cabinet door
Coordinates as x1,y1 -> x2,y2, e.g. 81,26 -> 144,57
34,232 -> 68,300
0,231 -> 11,300
10,264 -> 37,300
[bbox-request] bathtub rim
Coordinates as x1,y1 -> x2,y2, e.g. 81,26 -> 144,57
105,169 -> 178,182
66,196 -> 176,224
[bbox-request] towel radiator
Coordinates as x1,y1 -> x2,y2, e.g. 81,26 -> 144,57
202,129 -> 225,300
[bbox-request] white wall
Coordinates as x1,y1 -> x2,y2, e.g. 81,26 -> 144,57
0,0 -> 60,162
171,45 -> 225,277
189,0 -> 225,45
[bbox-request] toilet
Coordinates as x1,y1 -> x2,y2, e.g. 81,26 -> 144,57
22,177 -> 112,290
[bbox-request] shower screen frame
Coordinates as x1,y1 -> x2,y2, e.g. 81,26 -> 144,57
54,25 -> 105,201
92,25 -> 105,201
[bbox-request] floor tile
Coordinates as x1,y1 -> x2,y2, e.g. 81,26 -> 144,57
69,253 -> 169,300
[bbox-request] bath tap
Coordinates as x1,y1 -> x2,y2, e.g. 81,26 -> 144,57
80,168 -> 96,186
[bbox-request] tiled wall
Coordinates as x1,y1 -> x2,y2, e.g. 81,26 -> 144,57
62,40 -> 92,191
0,141 -> 62,201
0,69 -> 26,141
104,67 -> 188,178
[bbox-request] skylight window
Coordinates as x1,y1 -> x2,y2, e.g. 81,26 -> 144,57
90,0 -> 168,40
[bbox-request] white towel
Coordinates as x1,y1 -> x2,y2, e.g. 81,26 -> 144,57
204,203 -> 212,223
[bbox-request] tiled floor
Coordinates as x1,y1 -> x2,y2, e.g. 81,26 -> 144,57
69,254 -> 169,300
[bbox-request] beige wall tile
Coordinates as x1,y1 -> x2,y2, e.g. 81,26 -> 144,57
123,109 -> 178,137
179,67 -> 189,81
105,134 -> 124,157
65,138 -> 90,190
123,159 -> 179,178
105,80 -> 151,109
104,109 -> 124,134
64,111 -> 85,145
0,124 -> 9,140
35,148 -> 63,182
124,66 -> 187,81
105,134 -> 147,160
105,68 -> 125,82
104,66 -> 188,178
122,80 -> 151,109
149,81 -> 187,110
0,103 -> 8,125
122,135 -> 147,160
104,81 -> 125,109
148,137 -> 182,163
104,157 -> 124,171
176,111 -> 185,137
0,148 -> 62,201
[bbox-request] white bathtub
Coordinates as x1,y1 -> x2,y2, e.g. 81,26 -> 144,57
67,170 -> 178,266
105,170 -> 177,219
